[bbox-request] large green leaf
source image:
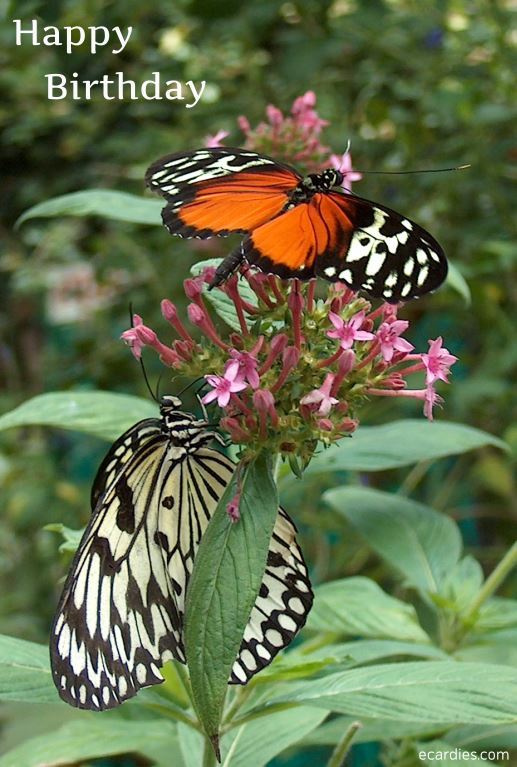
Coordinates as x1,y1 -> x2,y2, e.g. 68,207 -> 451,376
261,662 -> 517,724
325,487 -> 462,595
185,451 -> 279,743
250,638 -> 446,687
304,420 -> 507,473
445,723 -> 517,749
0,635 -> 58,704
221,706 -> 328,766
474,598 -> 517,633
306,577 -> 430,642
0,391 -> 157,442
304,716 -> 447,746
0,719 -> 182,767
17,190 -> 163,227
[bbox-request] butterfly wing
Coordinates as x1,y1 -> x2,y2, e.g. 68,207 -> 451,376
231,508 -> 313,684
242,191 -> 447,301
52,431 -> 312,709
51,427 -> 191,709
145,147 -> 300,238
314,192 -> 447,301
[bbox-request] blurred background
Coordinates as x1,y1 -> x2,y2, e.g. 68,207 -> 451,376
0,0 -> 515,761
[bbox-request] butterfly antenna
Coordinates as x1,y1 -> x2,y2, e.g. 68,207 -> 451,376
139,361 -> 158,403
155,373 -> 163,402
176,376 -> 205,398
346,164 -> 471,176
128,303 -> 159,404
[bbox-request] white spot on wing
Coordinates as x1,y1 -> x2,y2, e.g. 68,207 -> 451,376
404,259 -> 415,276
417,266 -> 429,286
365,252 -> 386,276
338,269 -> 353,283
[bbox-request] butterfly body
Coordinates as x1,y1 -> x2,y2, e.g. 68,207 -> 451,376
51,395 -> 312,710
147,147 -> 448,302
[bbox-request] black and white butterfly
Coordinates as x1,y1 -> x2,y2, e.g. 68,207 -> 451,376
50,396 -> 312,710
146,147 -> 448,302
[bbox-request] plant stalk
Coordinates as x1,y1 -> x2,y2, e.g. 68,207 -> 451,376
327,721 -> 362,767
202,734 -> 219,766
462,541 -> 517,624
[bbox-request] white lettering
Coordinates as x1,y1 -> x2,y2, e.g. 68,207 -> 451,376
46,73 -> 67,99
185,80 -> 206,108
142,72 -> 162,100
165,80 -> 182,100
42,26 -> 61,47
65,25 -> 85,53
112,26 -> 132,54
13,19 -> 39,45
89,26 -> 109,54
14,19 -> 132,54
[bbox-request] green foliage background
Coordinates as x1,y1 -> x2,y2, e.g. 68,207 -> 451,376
0,0 -> 515,764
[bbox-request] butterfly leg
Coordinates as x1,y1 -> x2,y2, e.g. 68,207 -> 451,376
208,245 -> 245,290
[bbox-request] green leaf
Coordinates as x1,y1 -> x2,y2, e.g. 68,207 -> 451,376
304,716 -> 447,746
306,577 -> 430,642
221,706 -> 328,766
325,487 -> 462,595
446,261 -> 471,304
177,723 -> 204,767
442,555 -> 484,612
474,598 -> 517,633
312,639 -> 448,666
304,420 -> 507,473
0,635 -> 58,704
17,190 -> 163,227
254,638 -> 447,685
0,719 -> 182,767
455,629 -> 517,667
446,723 -> 517,749
44,524 -> 84,553
190,259 -> 258,331
0,391 -> 158,442
261,661 -> 517,724
185,451 -> 279,741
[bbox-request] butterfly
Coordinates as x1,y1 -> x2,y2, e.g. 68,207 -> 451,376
146,146 -> 448,303
50,395 -> 313,710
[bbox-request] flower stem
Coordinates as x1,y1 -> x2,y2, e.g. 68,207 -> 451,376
327,721 -> 362,767
462,541 -> 517,624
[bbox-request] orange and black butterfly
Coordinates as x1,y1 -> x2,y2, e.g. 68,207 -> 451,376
146,147 -> 447,303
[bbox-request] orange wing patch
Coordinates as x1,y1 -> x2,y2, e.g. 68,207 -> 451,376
242,193 -> 354,279
162,170 -> 298,239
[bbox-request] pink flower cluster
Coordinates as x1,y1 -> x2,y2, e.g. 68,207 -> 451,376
126,91 -> 458,474
207,91 -> 344,175
122,267 -> 457,470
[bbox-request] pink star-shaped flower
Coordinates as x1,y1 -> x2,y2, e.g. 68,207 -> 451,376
421,337 -> 458,385
202,361 -> 247,408
229,350 -> 260,389
329,152 -> 363,191
377,320 -> 414,362
327,311 -> 375,350
300,373 -> 339,416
